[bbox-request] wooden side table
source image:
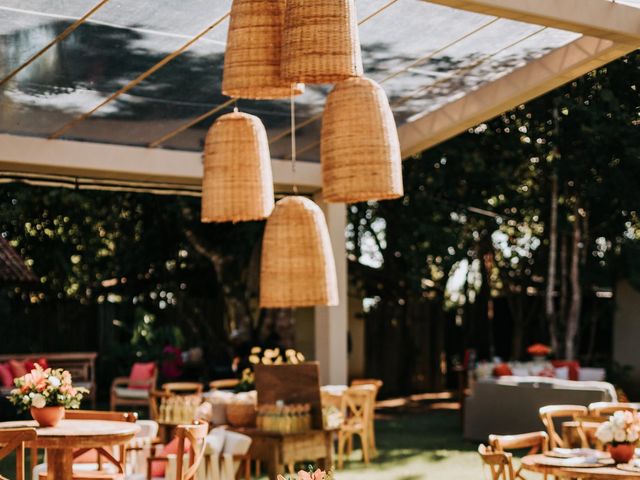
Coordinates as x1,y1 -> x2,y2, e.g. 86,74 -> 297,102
231,428 -> 334,480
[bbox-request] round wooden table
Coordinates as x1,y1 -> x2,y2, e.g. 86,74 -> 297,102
522,454 -> 640,479
0,419 -> 139,480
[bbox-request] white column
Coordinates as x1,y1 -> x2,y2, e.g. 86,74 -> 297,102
313,193 -> 348,385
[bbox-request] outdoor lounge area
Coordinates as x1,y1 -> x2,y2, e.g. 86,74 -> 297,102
1,0 -> 640,479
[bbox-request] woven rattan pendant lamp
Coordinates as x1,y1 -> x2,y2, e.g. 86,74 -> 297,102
260,196 -> 339,308
222,0 -> 304,99
201,111 -> 274,222
321,77 -> 403,203
281,0 -> 363,83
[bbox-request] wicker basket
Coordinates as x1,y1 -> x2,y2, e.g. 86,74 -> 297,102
201,111 -> 274,223
223,0 -> 304,99
226,403 -> 257,427
321,77 -> 403,203
281,0 -> 363,84
260,196 -> 339,308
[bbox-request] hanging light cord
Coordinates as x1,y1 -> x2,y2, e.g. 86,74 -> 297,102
290,86 -> 298,194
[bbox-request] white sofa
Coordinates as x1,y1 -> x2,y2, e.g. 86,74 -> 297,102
463,375 -> 617,441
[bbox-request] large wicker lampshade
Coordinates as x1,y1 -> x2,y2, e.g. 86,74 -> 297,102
222,0 -> 304,99
321,77 -> 403,203
260,196 -> 339,308
281,0 -> 363,84
201,111 -> 274,223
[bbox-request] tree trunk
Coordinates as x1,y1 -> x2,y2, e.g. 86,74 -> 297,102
565,204 -> 582,360
545,174 -> 559,354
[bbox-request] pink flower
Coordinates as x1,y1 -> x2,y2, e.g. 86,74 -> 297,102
297,470 -> 325,480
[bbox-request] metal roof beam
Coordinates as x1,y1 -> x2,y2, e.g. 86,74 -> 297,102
425,0 -> 640,44
399,36 -> 636,158
0,134 -> 321,191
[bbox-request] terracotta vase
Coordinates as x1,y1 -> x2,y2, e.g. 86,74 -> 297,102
608,442 -> 636,464
30,406 -> 64,427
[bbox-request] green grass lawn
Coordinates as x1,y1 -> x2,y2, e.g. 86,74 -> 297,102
334,409 -> 481,480
0,410 -> 484,479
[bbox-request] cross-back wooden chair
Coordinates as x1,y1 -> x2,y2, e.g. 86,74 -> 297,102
36,410 -> 138,480
588,402 -> 639,416
337,386 -> 373,468
0,427 -> 37,480
147,422 -> 208,480
478,444 -> 515,480
489,432 -> 549,480
208,379 -> 239,391
573,415 -> 607,449
350,379 -> 383,455
539,405 -> 588,449
161,383 -> 203,397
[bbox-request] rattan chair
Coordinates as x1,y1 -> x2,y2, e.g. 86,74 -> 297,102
489,431 -> 549,480
539,404 -> 588,448
0,427 -> 37,480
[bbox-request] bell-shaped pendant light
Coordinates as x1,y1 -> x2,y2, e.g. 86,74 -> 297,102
281,0 -> 363,84
222,0 -> 304,99
201,111 -> 274,223
260,196 -> 339,308
321,77 -> 403,203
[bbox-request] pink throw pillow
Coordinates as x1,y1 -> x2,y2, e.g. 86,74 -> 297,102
8,359 -> 27,379
129,362 -> 155,389
24,357 -> 49,372
0,363 -> 14,387
150,437 -> 191,478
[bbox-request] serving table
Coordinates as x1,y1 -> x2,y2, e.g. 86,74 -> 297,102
230,427 -> 334,480
522,454 -> 640,479
0,419 -> 139,480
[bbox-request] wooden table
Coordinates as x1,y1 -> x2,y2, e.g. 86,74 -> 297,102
231,428 -> 334,480
522,454 -> 640,479
0,419 -> 139,480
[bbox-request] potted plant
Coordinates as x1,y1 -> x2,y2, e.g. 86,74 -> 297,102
7,363 -> 89,427
596,410 -> 640,464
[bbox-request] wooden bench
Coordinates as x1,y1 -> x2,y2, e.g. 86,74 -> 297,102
0,352 -> 97,406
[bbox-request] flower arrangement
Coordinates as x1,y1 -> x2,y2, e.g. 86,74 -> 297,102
7,363 -> 89,412
596,411 -> 640,446
248,346 -> 306,366
278,467 -> 332,480
527,343 -> 551,357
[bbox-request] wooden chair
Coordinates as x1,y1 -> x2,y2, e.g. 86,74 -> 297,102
208,379 -> 239,391
350,379 -> 383,454
0,427 -> 37,480
146,422 -> 208,480
573,415 -> 607,448
478,444 -> 515,480
539,405 -> 588,449
36,410 -> 137,480
337,387 -> 373,468
110,366 -> 158,411
162,383 -> 203,397
588,401 -> 639,416
489,432 -> 549,480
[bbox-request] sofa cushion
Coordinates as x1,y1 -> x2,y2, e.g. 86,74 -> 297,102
129,362 -> 155,389
114,387 -> 149,400
551,360 -> 580,381
151,437 -> 190,478
0,363 -> 13,387
8,359 -> 26,378
25,358 -> 49,371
